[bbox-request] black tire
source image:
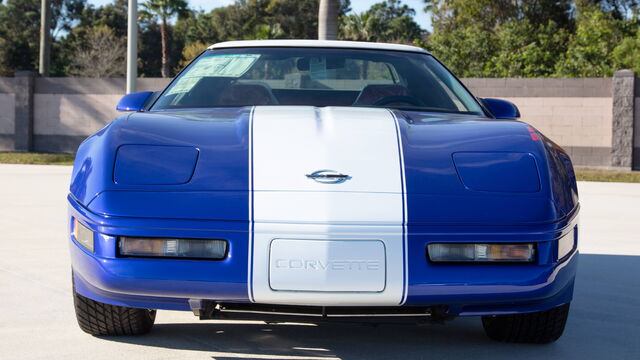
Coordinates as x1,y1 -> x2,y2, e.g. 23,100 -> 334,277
481,303 -> 570,343
73,288 -> 156,336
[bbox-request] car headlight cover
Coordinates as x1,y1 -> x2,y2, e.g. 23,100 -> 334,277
558,227 -> 576,260
452,152 -> 541,193
113,145 -> 199,185
119,237 -> 227,259
73,218 -> 94,252
428,243 -> 535,263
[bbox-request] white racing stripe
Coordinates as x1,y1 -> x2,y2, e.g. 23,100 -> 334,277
247,106 -> 256,302
250,106 -> 406,306
389,109 -> 409,305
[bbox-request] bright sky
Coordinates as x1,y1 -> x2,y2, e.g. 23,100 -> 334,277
86,0 -> 432,30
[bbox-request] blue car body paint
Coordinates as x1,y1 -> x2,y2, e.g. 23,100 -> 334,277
70,105 -> 578,316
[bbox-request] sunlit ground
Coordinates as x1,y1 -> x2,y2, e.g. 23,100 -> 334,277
0,165 -> 637,359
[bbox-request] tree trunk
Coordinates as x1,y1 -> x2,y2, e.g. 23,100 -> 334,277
318,0 -> 339,40
160,16 -> 169,78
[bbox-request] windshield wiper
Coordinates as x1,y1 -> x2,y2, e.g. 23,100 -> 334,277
380,105 -> 482,115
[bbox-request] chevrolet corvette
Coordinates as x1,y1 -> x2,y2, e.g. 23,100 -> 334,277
69,40 -> 578,343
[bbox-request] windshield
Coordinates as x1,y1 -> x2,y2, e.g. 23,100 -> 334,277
152,47 -> 483,114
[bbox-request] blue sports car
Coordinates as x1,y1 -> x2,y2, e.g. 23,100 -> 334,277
69,40 -> 578,343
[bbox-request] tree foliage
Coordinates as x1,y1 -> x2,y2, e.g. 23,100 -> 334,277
423,24 -> 496,77
140,0 -> 189,77
0,0 -> 41,76
424,0 -> 640,77
485,21 -> 570,77
587,0 -> 639,19
0,0 -> 86,76
426,0 -> 574,30
341,0 -> 424,43
1,0 -> 639,78
612,28 -> 640,72
555,4 -> 622,76
177,40 -> 206,69
67,25 -> 126,77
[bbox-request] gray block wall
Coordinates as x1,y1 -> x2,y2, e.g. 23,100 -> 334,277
32,78 -> 170,153
634,80 -> 640,170
463,77 -> 617,168
462,78 -> 612,98
611,71 -> 636,169
0,77 -> 15,151
0,74 -> 637,170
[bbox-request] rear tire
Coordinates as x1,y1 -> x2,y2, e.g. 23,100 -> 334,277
73,288 -> 156,336
481,303 -> 570,343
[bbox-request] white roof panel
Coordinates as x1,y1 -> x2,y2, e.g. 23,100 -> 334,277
208,40 -> 429,54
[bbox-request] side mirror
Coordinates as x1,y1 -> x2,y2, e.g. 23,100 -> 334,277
116,91 -> 155,112
480,98 -> 520,119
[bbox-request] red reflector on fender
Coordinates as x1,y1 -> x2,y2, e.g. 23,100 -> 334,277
526,126 -> 540,141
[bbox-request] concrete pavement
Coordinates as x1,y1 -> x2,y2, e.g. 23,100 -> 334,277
0,164 -> 638,359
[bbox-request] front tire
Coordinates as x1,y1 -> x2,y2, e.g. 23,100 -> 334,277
481,303 -> 570,343
73,288 -> 156,336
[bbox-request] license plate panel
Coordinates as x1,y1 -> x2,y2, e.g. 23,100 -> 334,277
269,239 -> 386,292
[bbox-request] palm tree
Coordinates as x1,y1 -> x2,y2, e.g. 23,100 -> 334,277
140,0 -> 188,78
318,0 -> 339,40
340,13 -> 372,41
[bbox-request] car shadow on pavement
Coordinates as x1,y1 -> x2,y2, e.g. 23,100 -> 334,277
100,254 -> 640,360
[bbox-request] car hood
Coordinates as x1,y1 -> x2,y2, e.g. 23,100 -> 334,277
71,106 -> 576,224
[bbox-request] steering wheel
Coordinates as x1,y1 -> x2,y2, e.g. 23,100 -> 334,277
373,96 -> 423,106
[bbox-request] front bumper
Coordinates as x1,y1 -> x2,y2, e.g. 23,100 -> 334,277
69,195 -> 578,317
